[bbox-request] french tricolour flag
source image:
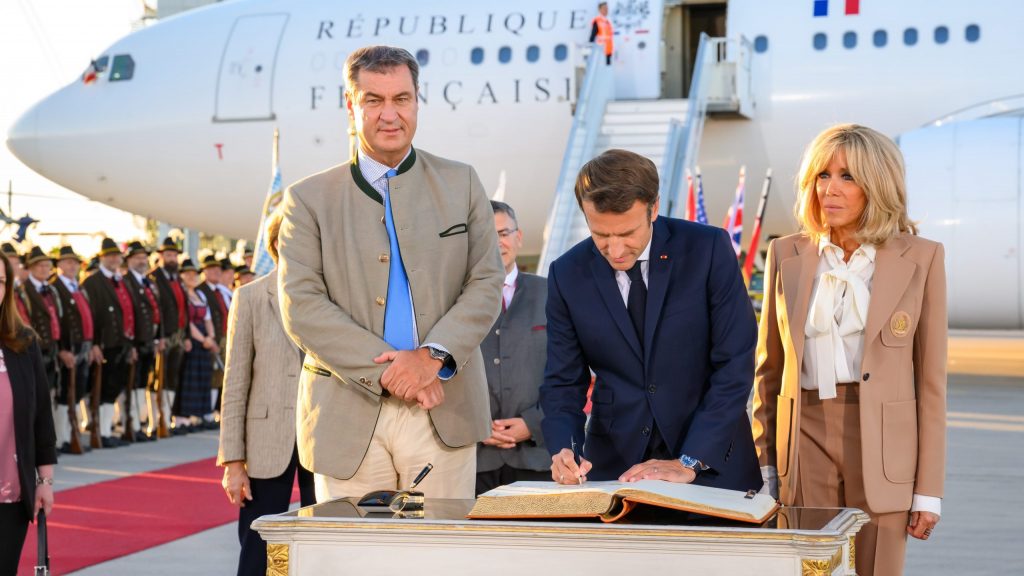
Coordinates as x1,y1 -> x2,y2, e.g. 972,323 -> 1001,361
814,0 -> 859,17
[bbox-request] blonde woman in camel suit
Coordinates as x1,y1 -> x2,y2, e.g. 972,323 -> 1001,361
753,124 -> 946,576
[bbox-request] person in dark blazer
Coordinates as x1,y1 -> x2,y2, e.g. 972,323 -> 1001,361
81,238 -> 138,448
541,149 -> 761,492
21,247 -> 61,393
149,237 -> 190,434
752,124 -> 945,575
197,255 -> 229,428
0,253 -> 57,576
50,246 -> 97,453
476,201 -> 550,495
124,241 -> 161,442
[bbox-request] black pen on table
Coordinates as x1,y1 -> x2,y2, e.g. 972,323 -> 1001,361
409,463 -> 433,490
570,435 -> 583,485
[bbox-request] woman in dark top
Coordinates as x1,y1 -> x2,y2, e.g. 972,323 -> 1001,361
0,254 -> 57,576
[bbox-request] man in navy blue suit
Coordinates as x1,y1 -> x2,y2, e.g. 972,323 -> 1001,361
540,149 -> 762,491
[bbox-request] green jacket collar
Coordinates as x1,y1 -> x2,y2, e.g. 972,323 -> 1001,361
350,148 -> 418,205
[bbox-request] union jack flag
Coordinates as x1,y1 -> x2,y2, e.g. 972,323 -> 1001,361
722,166 -> 745,257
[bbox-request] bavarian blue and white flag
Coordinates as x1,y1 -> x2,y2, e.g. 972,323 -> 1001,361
252,128 -> 283,277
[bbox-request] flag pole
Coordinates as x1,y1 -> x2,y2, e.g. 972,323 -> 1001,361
742,168 -> 772,287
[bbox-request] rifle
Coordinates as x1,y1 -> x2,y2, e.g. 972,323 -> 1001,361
66,363 -> 83,455
89,359 -> 103,449
154,346 -> 169,438
121,355 -> 138,443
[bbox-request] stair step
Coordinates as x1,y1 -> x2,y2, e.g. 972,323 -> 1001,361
595,133 -> 671,147
606,99 -> 689,114
601,112 -> 688,125
599,124 -> 674,135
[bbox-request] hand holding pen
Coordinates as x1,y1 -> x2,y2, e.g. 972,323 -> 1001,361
550,434 -> 593,485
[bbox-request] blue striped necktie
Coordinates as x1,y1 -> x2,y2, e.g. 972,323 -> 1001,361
382,168 -> 415,350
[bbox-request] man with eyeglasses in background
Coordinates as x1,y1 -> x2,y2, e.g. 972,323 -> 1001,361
475,201 -> 551,495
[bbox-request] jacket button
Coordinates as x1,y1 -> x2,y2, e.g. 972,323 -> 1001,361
641,426 -> 651,437
493,358 -> 501,365
359,377 -> 369,385
648,385 -> 656,394
378,253 -> 389,263
862,373 -> 870,382
375,296 -> 385,306
495,329 -> 500,336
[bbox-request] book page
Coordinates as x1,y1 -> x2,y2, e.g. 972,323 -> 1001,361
479,480 -> 777,523
615,480 -> 777,520
479,481 -> 629,498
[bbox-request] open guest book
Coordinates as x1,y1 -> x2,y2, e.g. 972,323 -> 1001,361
468,480 -> 779,524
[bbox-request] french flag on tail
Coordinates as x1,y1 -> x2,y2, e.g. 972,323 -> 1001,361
722,166 -> 745,257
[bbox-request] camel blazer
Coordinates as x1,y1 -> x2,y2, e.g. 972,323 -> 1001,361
752,232 -> 947,514
216,271 -> 303,479
278,148 -> 504,480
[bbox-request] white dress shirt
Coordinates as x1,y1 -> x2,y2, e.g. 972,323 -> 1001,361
502,265 -> 519,310
614,239 -> 651,306
802,238 -> 875,400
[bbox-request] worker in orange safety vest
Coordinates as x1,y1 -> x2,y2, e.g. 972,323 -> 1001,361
590,2 -> 614,65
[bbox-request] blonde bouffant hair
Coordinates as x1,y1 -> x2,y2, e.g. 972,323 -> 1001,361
795,123 -> 917,245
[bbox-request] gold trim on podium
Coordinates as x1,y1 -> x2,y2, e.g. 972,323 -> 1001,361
259,519 -> 847,543
801,548 -> 842,576
267,543 -> 289,576
848,535 -> 856,570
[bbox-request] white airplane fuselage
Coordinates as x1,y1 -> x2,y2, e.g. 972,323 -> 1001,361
8,0 -> 1024,327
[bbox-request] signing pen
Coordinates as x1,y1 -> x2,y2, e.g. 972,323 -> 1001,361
409,463 -> 433,490
571,435 -> 583,485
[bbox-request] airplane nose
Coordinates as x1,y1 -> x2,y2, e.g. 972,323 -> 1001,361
6,105 -> 40,171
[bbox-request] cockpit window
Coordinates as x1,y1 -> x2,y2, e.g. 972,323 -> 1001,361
94,56 -> 110,73
110,54 -> 135,82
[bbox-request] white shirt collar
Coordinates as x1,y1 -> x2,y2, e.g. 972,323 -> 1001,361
58,274 -> 77,290
28,276 -> 46,291
638,237 -> 652,263
99,265 -> 120,280
504,264 -> 519,287
130,268 -> 146,283
357,148 -> 412,185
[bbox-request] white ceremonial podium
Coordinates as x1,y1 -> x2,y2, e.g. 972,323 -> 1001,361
253,498 -> 869,576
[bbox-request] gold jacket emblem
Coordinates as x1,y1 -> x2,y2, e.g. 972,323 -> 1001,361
890,311 -> 911,337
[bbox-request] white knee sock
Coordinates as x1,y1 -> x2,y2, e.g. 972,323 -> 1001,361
99,403 -> 115,437
54,404 -> 70,445
132,389 -> 148,432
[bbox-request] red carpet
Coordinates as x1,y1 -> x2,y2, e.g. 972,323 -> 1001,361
18,457 -> 299,575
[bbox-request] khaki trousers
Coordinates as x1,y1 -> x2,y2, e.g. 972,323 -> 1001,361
314,395 -> 476,503
794,385 -> 909,576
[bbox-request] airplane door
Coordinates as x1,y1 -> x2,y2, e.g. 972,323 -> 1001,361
214,13 -> 289,122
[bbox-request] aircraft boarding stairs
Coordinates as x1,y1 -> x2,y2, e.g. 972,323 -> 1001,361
538,34 -> 754,274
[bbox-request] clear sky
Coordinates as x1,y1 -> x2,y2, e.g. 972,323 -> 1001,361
0,0 -> 147,256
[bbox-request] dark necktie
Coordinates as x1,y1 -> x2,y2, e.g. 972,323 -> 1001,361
626,260 -> 647,345
38,286 -> 47,295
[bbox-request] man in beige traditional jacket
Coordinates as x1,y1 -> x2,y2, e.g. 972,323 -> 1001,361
278,45 -> 504,501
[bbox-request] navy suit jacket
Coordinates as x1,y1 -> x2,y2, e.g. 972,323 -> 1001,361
540,217 -> 761,491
